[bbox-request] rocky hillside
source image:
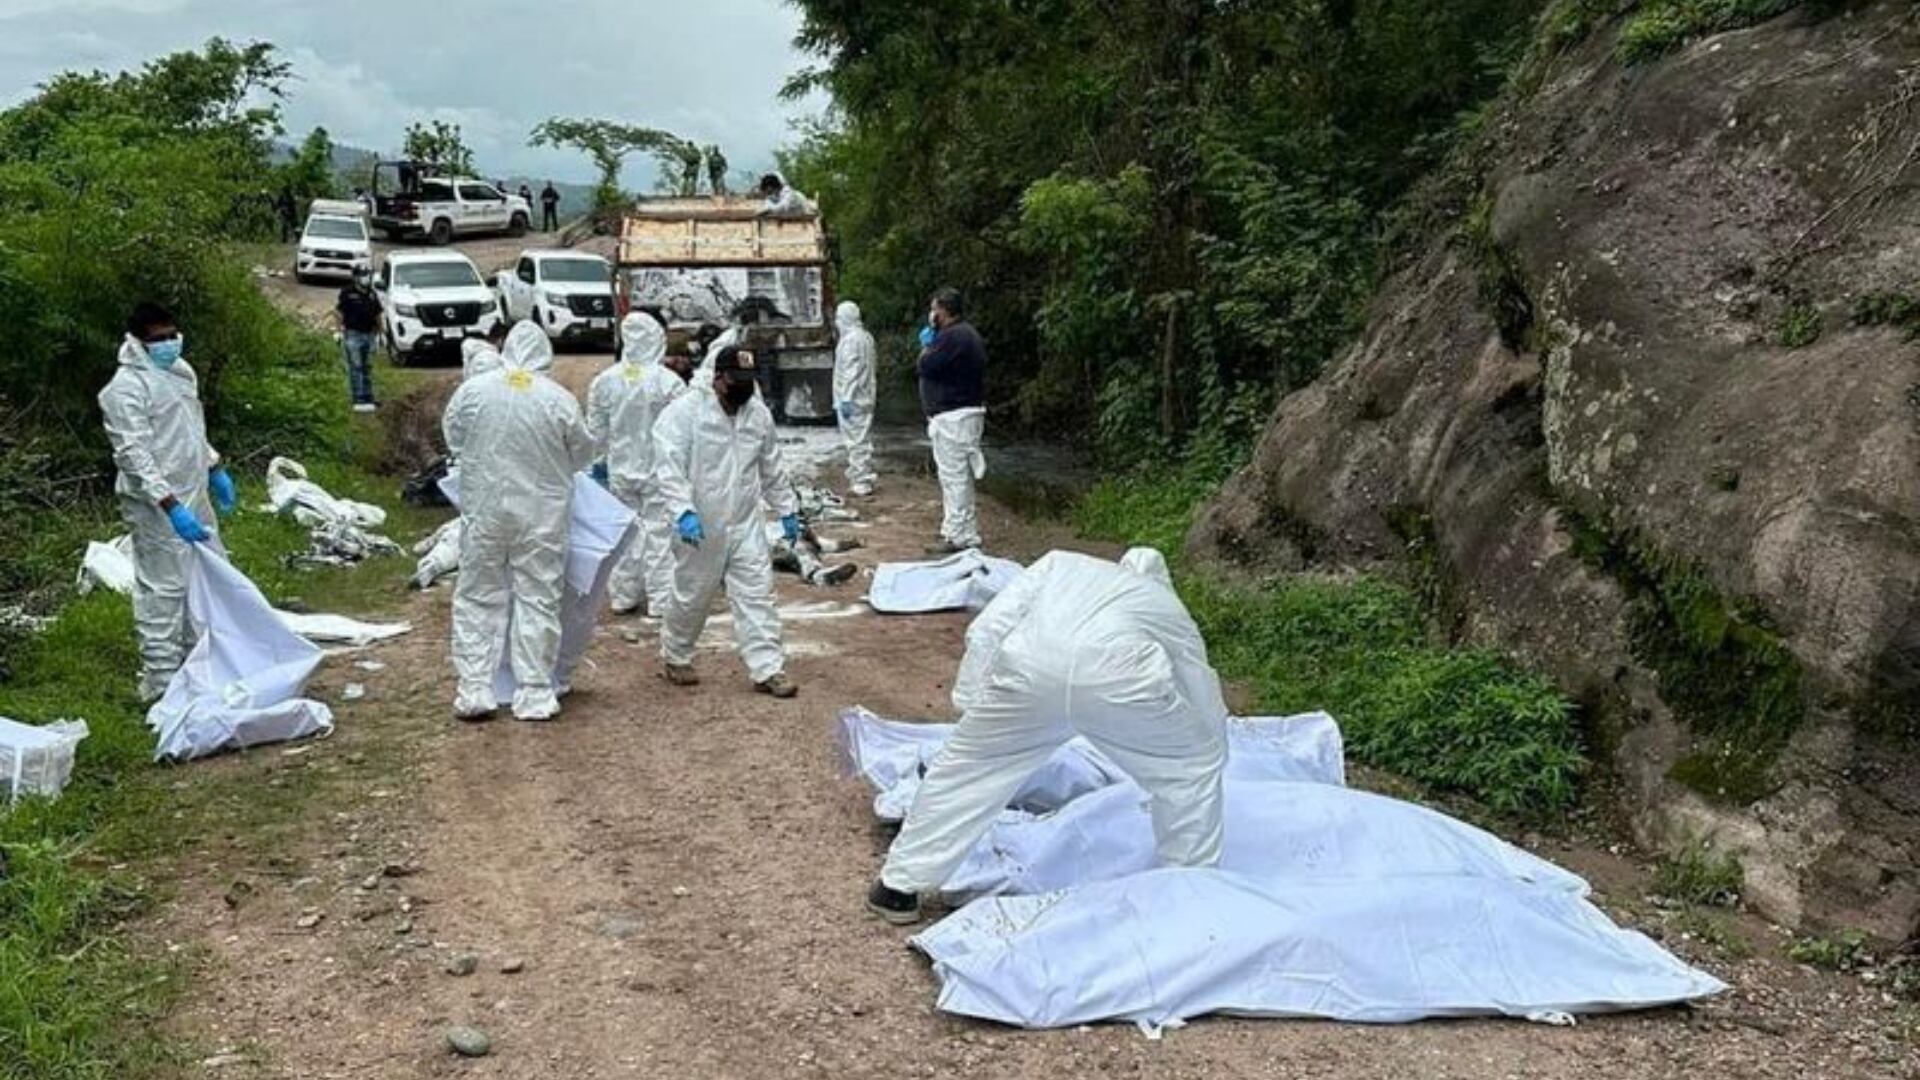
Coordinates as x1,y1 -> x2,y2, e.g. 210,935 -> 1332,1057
1193,1 -> 1920,937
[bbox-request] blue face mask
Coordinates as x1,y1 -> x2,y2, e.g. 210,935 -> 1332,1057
146,337 -> 183,368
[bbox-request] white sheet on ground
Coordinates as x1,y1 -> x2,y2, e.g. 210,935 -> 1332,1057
0,716 -> 88,801
835,707 -> 1343,824
440,471 -> 636,696
839,708 -> 1724,1029
868,551 -> 1023,614
146,548 -> 333,762
74,535 -> 411,648
261,456 -> 400,564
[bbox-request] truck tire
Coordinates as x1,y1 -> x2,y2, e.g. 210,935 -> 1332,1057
429,218 -> 454,246
508,213 -> 529,238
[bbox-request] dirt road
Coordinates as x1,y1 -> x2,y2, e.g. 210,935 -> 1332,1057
143,270 -> 1919,1079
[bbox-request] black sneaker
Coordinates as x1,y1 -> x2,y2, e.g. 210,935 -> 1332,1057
866,879 -> 922,925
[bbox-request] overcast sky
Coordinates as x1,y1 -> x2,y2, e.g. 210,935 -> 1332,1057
0,0 -> 823,187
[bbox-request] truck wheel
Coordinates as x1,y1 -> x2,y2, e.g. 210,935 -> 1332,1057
429,218 -> 453,246
508,213 -> 529,238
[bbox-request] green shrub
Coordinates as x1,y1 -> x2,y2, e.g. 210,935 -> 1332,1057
1079,476 -> 1585,817
1618,0 -> 1803,63
1776,299 -> 1822,348
1789,930 -> 1872,971
1653,834 -> 1744,906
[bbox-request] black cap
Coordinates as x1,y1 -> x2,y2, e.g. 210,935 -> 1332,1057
712,345 -> 756,374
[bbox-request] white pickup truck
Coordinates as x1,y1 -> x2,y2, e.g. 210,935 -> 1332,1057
375,250 -> 505,365
496,250 -> 616,348
294,199 -> 373,283
370,160 -> 532,246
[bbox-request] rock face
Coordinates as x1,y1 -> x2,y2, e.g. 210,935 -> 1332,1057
1193,3 -> 1920,937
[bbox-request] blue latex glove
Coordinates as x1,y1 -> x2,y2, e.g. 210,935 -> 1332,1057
781,513 -> 801,544
208,466 -> 236,515
918,324 -> 936,349
166,503 -> 211,544
590,462 -> 610,486
676,510 -> 704,547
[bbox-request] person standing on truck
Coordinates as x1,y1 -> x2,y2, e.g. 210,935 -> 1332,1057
651,345 -> 801,699
335,268 -> 382,413
919,287 -> 987,554
99,302 -> 238,703
833,301 -> 878,497
540,182 -> 561,232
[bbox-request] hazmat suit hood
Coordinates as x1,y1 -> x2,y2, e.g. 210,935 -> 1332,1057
619,313 -> 666,368
501,321 -> 554,374
835,301 -> 864,333
1119,547 -> 1173,590
461,339 -> 503,380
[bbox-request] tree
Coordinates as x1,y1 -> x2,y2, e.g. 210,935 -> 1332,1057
279,125 -> 337,201
527,117 -> 721,214
402,119 -> 474,175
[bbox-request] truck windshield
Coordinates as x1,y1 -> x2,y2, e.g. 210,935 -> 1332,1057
304,217 -> 366,240
395,262 -> 482,288
540,259 -> 607,284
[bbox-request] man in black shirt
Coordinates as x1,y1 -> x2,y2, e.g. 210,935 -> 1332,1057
917,287 -> 987,554
335,268 -> 383,412
540,182 -> 561,232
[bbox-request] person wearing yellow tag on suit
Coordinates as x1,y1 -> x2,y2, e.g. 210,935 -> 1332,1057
442,321 -> 593,721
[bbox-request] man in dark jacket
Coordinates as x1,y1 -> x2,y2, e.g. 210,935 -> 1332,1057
917,287 -> 987,554
540,182 -> 562,232
335,268 -> 383,412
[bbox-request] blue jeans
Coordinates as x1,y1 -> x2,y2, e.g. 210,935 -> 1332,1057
342,330 -> 375,405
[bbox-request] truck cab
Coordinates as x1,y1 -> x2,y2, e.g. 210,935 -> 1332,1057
294,199 -> 373,283
496,250 -> 616,347
375,250 -> 504,365
369,160 -> 532,245
615,196 -> 836,422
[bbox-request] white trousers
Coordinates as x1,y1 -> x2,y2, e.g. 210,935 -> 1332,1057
881,652 -> 1226,894
661,522 -> 785,682
121,491 -> 216,696
928,407 -> 986,548
841,407 -> 876,491
607,478 -> 674,615
451,510 -> 567,697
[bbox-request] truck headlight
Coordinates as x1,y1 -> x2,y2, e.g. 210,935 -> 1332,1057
395,302 -> 417,318
541,291 -> 566,308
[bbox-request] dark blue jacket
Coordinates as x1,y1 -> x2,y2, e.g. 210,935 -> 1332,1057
917,321 -> 986,418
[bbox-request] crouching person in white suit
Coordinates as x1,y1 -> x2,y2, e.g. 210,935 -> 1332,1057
867,548 -> 1228,924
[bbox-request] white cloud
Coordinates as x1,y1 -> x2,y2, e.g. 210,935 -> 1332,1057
0,0 -> 826,184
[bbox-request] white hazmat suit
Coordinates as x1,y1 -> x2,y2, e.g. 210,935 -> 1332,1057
833,302 -> 878,495
98,335 -> 221,701
586,313 -> 688,615
442,322 -> 593,719
651,388 -> 798,682
880,548 -> 1228,895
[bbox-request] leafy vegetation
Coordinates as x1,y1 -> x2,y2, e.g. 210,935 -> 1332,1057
1789,929 -> 1873,972
1852,291 -> 1920,337
1776,298 -> 1823,348
782,0 -> 1548,466
401,118 -> 474,175
527,118 -> 715,213
1617,0 -> 1803,63
0,40 -> 440,1077
1076,476 -> 1584,817
1653,834 -> 1744,906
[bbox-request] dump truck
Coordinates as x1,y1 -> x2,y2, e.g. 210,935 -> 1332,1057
615,196 -> 835,422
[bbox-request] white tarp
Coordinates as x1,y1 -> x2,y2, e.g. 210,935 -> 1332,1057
836,707 -> 1344,824
146,548 -> 333,762
868,551 -> 1023,614
261,457 -> 401,564
839,709 -> 1725,1030
0,717 -> 88,802
76,536 -> 135,596
440,471 -> 636,696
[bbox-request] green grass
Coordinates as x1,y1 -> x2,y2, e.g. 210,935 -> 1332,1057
1788,930 -> 1872,972
1776,299 -> 1822,349
1076,475 -> 1585,818
0,444 -> 426,1078
1653,833 -> 1744,906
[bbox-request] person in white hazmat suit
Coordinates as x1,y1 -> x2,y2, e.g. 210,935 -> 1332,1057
867,547 -> 1228,924
585,312 -> 690,616
832,301 -> 878,497
442,321 -> 593,721
652,345 -> 802,698
99,301 -> 239,702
